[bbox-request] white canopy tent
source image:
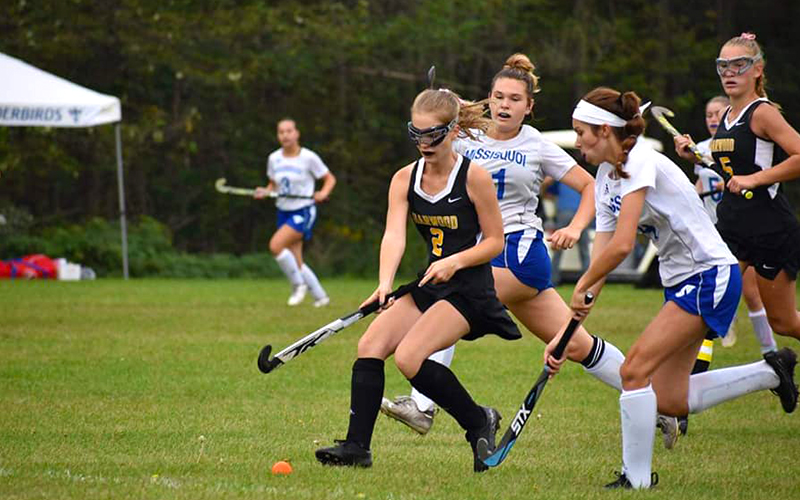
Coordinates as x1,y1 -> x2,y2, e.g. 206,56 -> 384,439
0,52 -> 129,279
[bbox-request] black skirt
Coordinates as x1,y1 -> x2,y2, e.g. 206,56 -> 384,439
718,223 -> 800,281
410,264 -> 521,341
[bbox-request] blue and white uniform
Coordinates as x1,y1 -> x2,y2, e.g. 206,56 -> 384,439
595,140 -> 740,337
454,125 -> 575,290
694,138 -> 724,223
267,147 -> 329,239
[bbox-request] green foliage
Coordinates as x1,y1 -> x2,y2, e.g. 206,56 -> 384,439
1,2 -> 800,271
0,202 -> 34,237
0,215 -> 287,278
136,252 -> 281,279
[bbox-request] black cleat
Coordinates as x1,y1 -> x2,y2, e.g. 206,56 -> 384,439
315,439 -> 372,467
604,471 -> 659,489
465,406 -> 501,473
678,415 -> 688,436
764,347 -> 798,414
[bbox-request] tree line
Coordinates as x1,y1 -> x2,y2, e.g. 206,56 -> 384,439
1,0 -> 799,276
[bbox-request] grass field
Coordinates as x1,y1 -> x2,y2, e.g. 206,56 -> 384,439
1,279 -> 798,500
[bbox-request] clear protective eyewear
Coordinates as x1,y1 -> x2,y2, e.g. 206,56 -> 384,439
716,53 -> 762,76
407,118 -> 456,147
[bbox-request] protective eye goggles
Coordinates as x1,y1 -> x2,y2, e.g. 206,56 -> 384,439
716,53 -> 762,76
407,119 -> 456,147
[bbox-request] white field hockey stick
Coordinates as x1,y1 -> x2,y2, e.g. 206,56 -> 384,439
649,106 -> 753,199
477,292 -> 594,468
257,278 -> 421,374
214,178 -> 313,199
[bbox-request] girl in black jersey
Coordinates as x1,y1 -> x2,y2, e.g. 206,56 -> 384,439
676,33 -> 800,345
315,89 -> 520,472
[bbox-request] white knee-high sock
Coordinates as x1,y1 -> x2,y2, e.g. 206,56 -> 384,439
411,345 -> 456,413
275,249 -> 303,287
687,360 -> 779,414
300,264 -> 327,300
749,308 -> 777,354
583,337 -> 624,391
620,385 -> 657,489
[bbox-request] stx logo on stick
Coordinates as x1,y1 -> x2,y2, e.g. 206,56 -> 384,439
511,407 -> 531,435
477,293 -> 594,468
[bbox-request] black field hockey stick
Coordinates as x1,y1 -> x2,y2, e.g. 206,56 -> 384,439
649,106 -> 753,199
257,278 -> 421,374
427,65 -> 436,89
477,292 -> 594,468
215,178 -> 313,199
699,188 -> 723,199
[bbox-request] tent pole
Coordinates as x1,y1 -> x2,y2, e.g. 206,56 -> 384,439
115,123 -> 129,280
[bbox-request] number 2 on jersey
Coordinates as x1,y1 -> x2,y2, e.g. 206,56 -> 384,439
430,228 -> 444,257
491,168 -> 506,200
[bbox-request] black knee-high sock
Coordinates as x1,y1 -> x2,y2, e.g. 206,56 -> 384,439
345,358 -> 384,449
408,359 -> 485,431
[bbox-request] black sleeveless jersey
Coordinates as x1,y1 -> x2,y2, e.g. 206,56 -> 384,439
406,155 -> 521,341
408,155 -> 481,263
712,99 -> 795,235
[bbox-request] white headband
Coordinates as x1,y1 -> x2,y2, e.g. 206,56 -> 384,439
572,99 -> 627,127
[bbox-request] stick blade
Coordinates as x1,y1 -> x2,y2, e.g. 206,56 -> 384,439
257,344 -> 283,374
650,105 -> 674,119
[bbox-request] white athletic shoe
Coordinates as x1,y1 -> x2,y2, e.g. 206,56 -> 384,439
721,324 -> 737,347
287,284 -> 308,306
313,296 -> 330,308
656,414 -> 679,450
380,396 -> 436,435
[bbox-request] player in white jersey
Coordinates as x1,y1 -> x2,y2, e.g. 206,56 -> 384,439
551,86 -> 797,490
381,54 -> 659,445
254,118 -> 336,307
694,115 -> 726,225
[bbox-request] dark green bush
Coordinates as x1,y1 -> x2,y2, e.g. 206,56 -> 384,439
135,252 -> 280,279
0,212 -> 427,278
0,215 -> 286,278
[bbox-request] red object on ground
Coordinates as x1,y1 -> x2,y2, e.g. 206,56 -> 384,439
0,254 -> 58,279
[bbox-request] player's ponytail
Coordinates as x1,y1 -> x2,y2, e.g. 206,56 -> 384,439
619,91 -> 645,170
581,87 -> 645,179
411,89 -> 491,140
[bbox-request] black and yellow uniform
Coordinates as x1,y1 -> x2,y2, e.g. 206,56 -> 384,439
408,155 -> 521,341
712,98 -> 800,280
317,155 -> 514,470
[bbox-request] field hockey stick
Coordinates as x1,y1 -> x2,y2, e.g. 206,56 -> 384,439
215,178 -> 256,196
649,106 -> 753,199
214,178 -> 313,199
427,65 -> 436,89
257,278 -> 421,374
477,292 -> 594,468
699,188 -> 722,199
